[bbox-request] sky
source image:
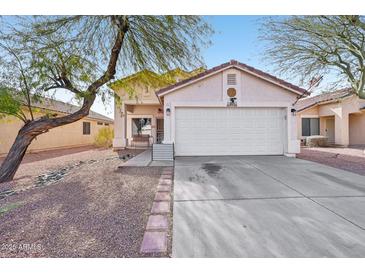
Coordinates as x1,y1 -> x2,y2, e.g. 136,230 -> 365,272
85,15 -> 271,118
203,16 -> 267,68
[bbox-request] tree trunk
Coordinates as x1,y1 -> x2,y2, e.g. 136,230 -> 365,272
0,110 -> 90,183
0,127 -> 35,183
0,96 -> 95,183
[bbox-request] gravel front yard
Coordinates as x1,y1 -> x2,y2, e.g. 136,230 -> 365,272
0,146 -> 133,192
0,147 -> 165,257
297,147 -> 365,176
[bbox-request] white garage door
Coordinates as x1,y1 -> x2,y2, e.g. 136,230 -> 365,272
175,107 -> 285,156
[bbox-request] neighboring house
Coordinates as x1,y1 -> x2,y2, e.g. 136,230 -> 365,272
295,88 -> 365,146
0,98 -> 114,155
112,60 -> 307,158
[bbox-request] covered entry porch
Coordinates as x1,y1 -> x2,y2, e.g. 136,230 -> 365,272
113,103 -> 164,148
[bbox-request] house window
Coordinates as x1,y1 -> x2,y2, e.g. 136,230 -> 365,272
104,123 -> 109,126
132,118 -> 151,136
302,118 -> 320,136
97,122 -> 103,125
83,122 -> 91,135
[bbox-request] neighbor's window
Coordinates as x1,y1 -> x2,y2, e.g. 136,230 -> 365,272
104,123 -> 109,126
302,118 -> 320,136
97,122 -> 103,125
83,122 -> 91,135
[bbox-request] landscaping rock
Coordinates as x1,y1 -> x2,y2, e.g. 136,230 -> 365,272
0,189 -> 16,200
305,136 -> 328,147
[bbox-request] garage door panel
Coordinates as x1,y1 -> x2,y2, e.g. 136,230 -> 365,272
175,107 -> 285,156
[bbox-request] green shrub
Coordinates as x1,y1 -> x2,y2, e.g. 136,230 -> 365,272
94,127 -> 114,148
0,203 -> 20,217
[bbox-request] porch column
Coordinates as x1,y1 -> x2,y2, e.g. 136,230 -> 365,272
151,116 -> 157,145
334,111 -> 349,146
162,103 -> 172,144
113,101 -> 127,149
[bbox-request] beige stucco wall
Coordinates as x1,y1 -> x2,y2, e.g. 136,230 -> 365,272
113,82 -> 160,105
0,108 -> 113,155
349,112 -> 365,145
162,73 -> 224,103
241,73 -> 298,104
162,68 -> 301,155
163,69 -> 298,106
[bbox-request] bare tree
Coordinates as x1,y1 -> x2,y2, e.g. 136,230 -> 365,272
260,16 -> 365,98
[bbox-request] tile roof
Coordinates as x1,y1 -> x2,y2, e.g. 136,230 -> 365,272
295,88 -> 354,112
28,97 -> 114,123
155,60 -> 308,96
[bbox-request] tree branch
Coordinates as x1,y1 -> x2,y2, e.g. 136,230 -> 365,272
24,16 -> 129,134
0,43 -> 34,121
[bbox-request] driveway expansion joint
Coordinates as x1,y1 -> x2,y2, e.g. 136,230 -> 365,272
174,196 -> 305,203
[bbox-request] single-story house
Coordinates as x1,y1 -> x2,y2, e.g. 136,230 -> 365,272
295,88 -> 365,146
112,60 -> 308,158
0,98 -> 114,155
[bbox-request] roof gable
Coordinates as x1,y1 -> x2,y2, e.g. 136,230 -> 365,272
156,60 -> 308,97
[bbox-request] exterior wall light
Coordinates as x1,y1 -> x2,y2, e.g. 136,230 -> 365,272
166,108 -> 171,116
291,108 -> 297,116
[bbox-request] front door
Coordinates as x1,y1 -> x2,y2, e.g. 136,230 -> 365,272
156,119 -> 164,144
325,118 -> 335,144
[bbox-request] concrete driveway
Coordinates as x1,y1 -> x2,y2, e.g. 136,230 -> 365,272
172,156 -> 365,257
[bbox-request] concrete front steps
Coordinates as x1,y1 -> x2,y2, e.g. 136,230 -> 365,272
152,144 -> 174,161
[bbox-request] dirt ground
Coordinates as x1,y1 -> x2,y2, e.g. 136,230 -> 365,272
297,147 -> 365,176
0,147 -> 165,257
0,146 -> 143,192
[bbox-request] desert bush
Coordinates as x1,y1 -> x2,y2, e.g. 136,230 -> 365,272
94,127 -> 114,148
